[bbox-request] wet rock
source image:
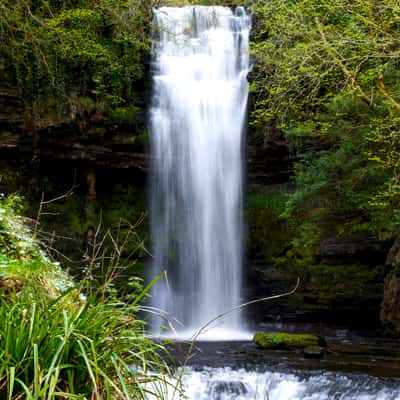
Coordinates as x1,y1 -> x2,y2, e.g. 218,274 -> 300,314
303,346 -> 325,359
246,184 -> 388,328
253,332 -> 327,350
381,237 -> 400,337
381,271 -> 400,336
246,134 -> 292,185
386,237 -> 400,267
318,235 -> 384,257
208,380 -> 248,399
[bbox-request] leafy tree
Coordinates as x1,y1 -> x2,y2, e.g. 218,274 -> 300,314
250,0 -> 400,254
0,0 -> 154,126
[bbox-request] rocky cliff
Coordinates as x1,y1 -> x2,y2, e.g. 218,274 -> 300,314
381,238 -> 400,336
0,82 -> 397,333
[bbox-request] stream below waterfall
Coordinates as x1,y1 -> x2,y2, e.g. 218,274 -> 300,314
154,327 -> 400,399
181,366 -> 400,400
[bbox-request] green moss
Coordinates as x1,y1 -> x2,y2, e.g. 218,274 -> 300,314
0,194 -> 72,299
304,263 -> 384,306
109,105 -> 140,122
246,189 -> 292,267
0,161 -> 22,188
253,332 -> 327,350
1,0 -> 152,129
246,191 -> 289,213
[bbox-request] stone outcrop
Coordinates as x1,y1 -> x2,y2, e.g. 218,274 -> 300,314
246,133 -> 292,186
253,332 -> 327,350
246,185 -> 389,327
0,85 -> 149,173
0,87 -> 24,131
318,235 -> 384,258
380,237 -> 400,337
386,237 -> 400,267
0,86 -> 291,179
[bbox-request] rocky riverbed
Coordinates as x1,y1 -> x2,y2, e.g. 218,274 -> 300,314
164,324 -> 400,378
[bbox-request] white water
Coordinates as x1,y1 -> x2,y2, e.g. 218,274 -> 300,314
149,6 -> 251,339
182,368 -> 400,400
145,367 -> 400,400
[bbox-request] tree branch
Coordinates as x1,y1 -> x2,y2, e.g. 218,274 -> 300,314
315,17 -> 373,106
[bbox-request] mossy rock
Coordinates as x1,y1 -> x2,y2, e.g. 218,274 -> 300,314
303,346 -> 325,359
253,332 -> 327,350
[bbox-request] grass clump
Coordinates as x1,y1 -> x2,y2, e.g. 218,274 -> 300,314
0,194 -> 177,399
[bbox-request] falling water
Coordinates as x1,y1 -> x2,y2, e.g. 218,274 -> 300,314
149,6 -> 251,339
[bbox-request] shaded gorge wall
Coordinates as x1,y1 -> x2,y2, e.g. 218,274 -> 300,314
0,0 -> 394,331
0,115 -> 389,329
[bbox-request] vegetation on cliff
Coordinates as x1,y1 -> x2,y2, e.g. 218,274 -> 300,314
250,0 -> 400,266
0,0 -> 155,128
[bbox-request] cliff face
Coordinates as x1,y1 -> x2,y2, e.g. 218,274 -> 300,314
381,238 -> 400,336
0,82 -> 395,331
245,166 -> 389,328
0,90 -> 291,184
0,87 -> 148,170
0,87 -> 24,144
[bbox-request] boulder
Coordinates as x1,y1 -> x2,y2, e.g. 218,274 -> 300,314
380,237 -> 400,337
381,271 -> 400,336
253,332 -> 327,350
303,346 -> 325,359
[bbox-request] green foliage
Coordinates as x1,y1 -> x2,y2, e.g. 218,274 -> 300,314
0,0 -> 154,125
0,290 -> 175,399
0,194 -> 40,261
246,190 -> 292,269
0,195 -> 176,398
246,191 -> 289,213
250,0 -> 400,262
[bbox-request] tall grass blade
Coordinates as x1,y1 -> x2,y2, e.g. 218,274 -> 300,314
33,343 -> 39,400
15,378 -> 34,400
44,338 -> 66,389
131,271 -> 163,307
29,303 -> 37,342
77,339 -> 98,395
7,367 -> 15,400
111,355 -> 132,400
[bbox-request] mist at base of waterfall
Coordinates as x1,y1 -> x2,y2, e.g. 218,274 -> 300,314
153,328 -> 253,342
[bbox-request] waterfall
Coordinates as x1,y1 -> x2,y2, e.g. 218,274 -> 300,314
149,6 -> 251,339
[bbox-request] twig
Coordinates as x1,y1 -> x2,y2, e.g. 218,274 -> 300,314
314,17 -> 372,106
193,277 -> 300,340
34,187 -> 75,238
166,278 -> 301,400
378,69 -> 400,113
